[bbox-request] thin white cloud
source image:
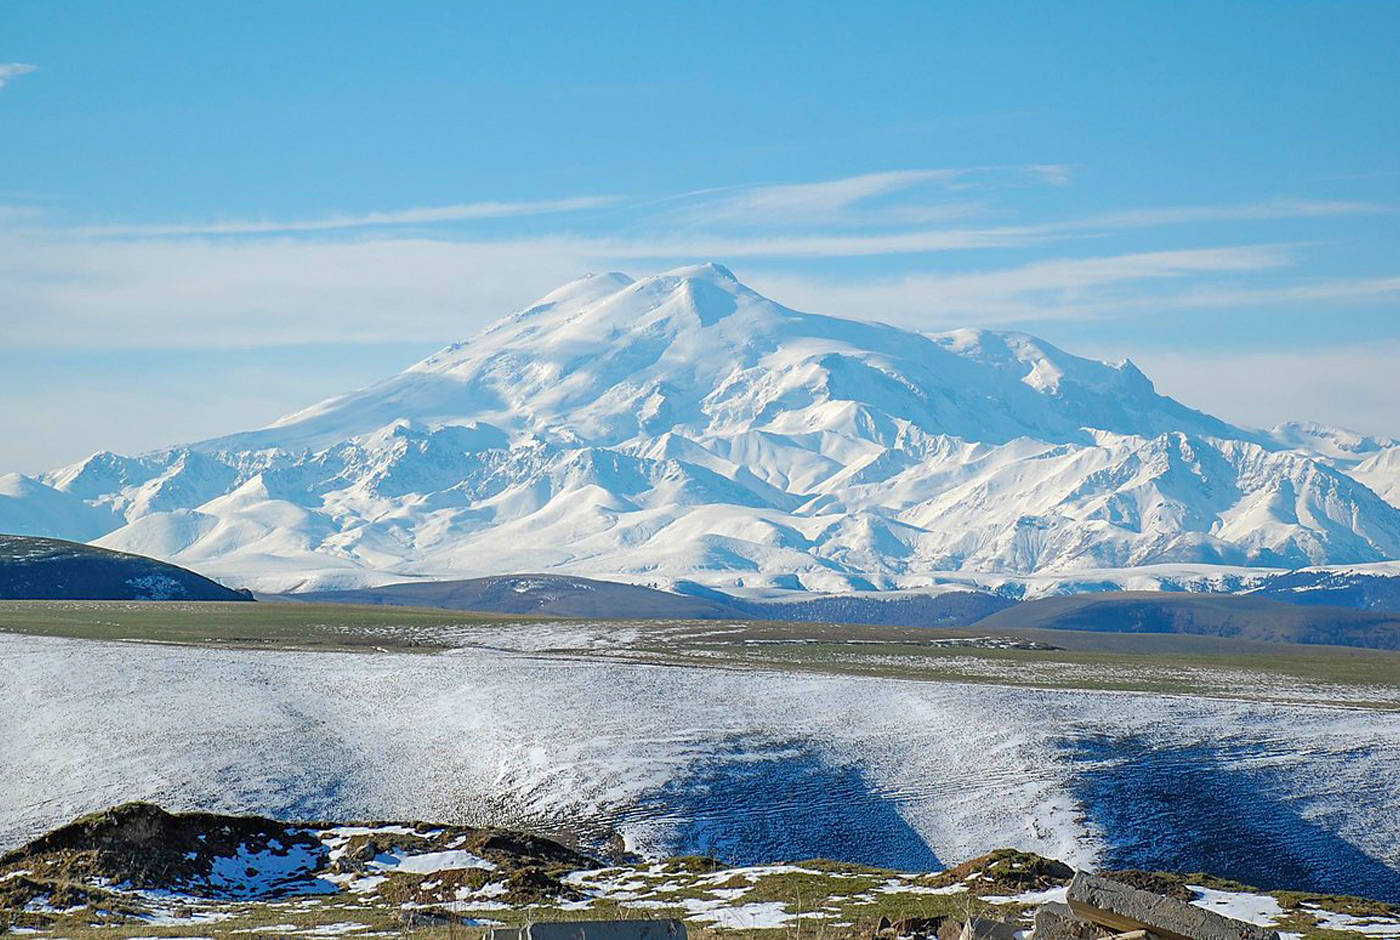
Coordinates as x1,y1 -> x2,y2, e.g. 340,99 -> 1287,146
28,167 -> 1383,256
747,246 -> 1292,325
55,196 -> 1383,258
74,195 -> 620,237
1029,164 -> 1074,187
676,165 -> 1073,228
635,193 -> 1386,258
1068,199 -> 1385,231
0,63 -> 37,91
1160,276 -> 1400,309
0,234 -> 1304,354
693,169 -> 965,224
602,225 -> 1055,259
0,233 -> 602,349
940,245 -> 1290,289
0,205 -> 43,224
0,168 -> 1394,357
62,214 -> 1067,259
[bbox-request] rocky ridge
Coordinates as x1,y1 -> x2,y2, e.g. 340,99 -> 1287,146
2,804 -> 1398,938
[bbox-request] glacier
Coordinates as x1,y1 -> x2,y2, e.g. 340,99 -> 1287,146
7,261 -> 1400,593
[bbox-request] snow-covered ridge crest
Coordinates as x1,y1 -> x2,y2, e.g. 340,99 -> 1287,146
201,261 -> 1249,455
12,262 -> 1400,592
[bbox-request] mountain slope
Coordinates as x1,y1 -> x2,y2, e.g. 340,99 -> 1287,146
975,591 -> 1400,650
14,263 -> 1400,591
284,573 -> 752,619
1352,447 -> 1400,508
0,473 -> 118,543
199,263 -> 1249,454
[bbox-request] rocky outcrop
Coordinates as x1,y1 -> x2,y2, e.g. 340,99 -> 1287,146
926,848 -> 1076,895
1066,871 -> 1281,940
0,801 -> 319,895
4,804 -> 1394,939
1031,901 -> 1104,939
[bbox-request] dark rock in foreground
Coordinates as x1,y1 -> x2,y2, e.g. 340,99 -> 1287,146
4,802 -> 1398,937
1067,871 -> 1280,940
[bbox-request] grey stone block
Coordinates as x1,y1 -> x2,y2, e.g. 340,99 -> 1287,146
1067,872 -> 1280,940
959,915 -> 1019,940
1032,901 -> 1100,939
523,920 -> 688,940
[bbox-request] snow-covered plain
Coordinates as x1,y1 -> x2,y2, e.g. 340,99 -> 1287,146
4,632 -> 1400,902
3,263 -> 1398,593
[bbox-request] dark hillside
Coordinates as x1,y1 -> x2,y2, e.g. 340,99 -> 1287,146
286,573 -> 748,619
0,534 -> 249,601
976,591 -> 1400,650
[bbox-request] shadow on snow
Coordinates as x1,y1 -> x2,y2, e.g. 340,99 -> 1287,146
1065,735 -> 1400,903
628,738 -> 941,871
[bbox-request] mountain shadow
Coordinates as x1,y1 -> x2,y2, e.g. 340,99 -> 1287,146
626,739 -> 940,871
1064,735 -> 1400,902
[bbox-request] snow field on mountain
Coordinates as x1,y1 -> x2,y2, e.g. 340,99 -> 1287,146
0,263 -> 1393,591
4,632 -> 1400,900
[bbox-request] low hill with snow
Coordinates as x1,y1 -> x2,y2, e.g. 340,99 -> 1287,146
0,534 -> 250,601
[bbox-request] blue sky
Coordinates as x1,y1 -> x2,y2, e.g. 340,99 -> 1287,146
1,1 -> 1398,471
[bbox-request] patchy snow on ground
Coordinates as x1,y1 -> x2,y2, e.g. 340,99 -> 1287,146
1189,886 -> 1286,926
1306,909 -> 1400,938
688,900 -> 793,929
206,840 -> 336,898
981,885 -> 1068,906
391,850 -> 496,874
3,632 -> 1400,903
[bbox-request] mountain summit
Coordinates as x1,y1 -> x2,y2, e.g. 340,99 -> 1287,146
13,264 -> 1400,591
204,261 -> 1245,454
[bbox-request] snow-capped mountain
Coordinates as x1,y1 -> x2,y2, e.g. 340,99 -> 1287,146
11,262 -> 1400,592
1267,421 -> 1400,509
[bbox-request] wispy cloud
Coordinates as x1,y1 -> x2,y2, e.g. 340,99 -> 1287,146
634,189 -> 1385,258
0,63 -> 37,91
951,245 -> 1294,292
33,165 -> 1386,254
1,168 -> 1395,355
0,233 -> 602,349
675,165 -> 1072,228
1067,198 -> 1385,231
74,195 -> 620,237
0,233 -> 1303,354
0,205 -> 43,225
747,247 -> 1400,330
602,224 -> 1054,259
747,246 -> 1295,325
0,144 -> 1394,478
1162,276 -> 1400,309
686,169 -> 964,226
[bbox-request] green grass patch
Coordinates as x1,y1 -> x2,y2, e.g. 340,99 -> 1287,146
4,600 -> 1400,706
